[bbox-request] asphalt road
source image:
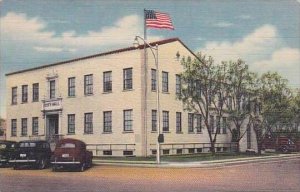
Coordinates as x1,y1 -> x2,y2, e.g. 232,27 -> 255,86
0,158 -> 299,192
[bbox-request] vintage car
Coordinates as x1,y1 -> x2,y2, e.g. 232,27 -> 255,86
51,138 -> 93,171
0,140 -> 17,167
9,140 -> 52,169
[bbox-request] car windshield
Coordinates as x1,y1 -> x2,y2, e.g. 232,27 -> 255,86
20,142 -> 36,148
0,144 -> 7,149
59,143 -> 75,148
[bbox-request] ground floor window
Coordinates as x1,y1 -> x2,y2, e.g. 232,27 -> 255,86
32,117 -> 38,135
84,113 -> 93,134
123,150 -> 133,156
162,111 -> 169,132
123,110 -> 133,131
68,114 -> 75,134
163,149 -> 170,155
21,118 -> 27,136
103,111 -> 112,133
103,150 -> 112,156
11,119 -> 17,137
176,149 -> 183,154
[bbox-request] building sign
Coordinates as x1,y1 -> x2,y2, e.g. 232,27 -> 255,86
42,98 -> 62,111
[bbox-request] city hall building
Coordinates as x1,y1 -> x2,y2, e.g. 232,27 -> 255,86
6,38 -> 257,156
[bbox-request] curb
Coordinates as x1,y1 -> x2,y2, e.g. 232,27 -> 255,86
92,153 -> 300,168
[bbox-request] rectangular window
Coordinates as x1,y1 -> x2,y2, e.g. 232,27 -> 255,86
11,119 -> 17,137
222,117 -> 227,134
22,85 -> 28,103
163,149 -> 170,155
195,80 -> 201,97
103,71 -> 112,92
84,113 -> 93,134
176,112 -> 182,133
123,68 -> 133,90
162,111 -> 169,132
32,117 -> 39,135
210,115 -> 215,133
68,77 -> 76,97
50,80 -> 55,99
176,74 -> 181,95
103,111 -> 112,133
32,83 -> 39,102
12,87 -> 17,105
124,110 -> 133,131
188,148 -> 195,154
162,72 -> 168,92
195,114 -> 202,133
152,110 -> 157,131
84,74 -> 93,95
21,118 -> 27,136
176,149 -> 183,154
68,114 -> 75,134
103,150 -> 112,155
216,116 -> 221,134
123,150 -> 133,156
151,69 -> 157,91
188,113 -> 194,133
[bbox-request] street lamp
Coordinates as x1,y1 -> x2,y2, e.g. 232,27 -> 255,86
133,36 -> 161,164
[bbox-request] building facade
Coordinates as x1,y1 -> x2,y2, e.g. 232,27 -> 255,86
6,38 -> 257,156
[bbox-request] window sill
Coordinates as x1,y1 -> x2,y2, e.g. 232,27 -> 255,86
123,131 -> 134,134
32,100 -> 39,103
176,131 -> 183,134
68,96 -> 76,98
162,91 -> 170,94
151,131 -> 157,133
188,132 -> 195,134
20,135 -> 28,137
11,103 -> 17,106
102,91 -> 112,94
67,133 -> 75,135
196,132 -> 203,134
84,94 -> 94,96
21,102 -> 28,104
102,132 -> 112,134
83,133 -> 93,135
162,131 -> 170,133
123,89 -> 134,92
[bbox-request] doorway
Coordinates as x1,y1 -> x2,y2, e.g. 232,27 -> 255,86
46,114 -> 59,138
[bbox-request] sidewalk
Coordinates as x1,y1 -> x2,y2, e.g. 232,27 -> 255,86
92,153 -> 300,168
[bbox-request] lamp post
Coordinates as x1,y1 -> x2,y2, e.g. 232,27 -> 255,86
133,36 -> 161,164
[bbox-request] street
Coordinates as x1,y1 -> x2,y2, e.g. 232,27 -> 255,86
0,158 -> 300,192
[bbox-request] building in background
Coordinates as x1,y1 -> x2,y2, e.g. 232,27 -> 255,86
5,38 -> 256,156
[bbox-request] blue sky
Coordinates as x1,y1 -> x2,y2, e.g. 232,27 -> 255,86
0,0 -> 300,118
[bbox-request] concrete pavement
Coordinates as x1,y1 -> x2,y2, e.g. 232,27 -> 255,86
92,153 -> 300,168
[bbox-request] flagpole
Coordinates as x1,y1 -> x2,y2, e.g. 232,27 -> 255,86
143,9 -> 148,157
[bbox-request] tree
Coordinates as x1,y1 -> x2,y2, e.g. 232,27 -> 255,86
223,59 -> 257,153
0,118 -> 5,136
178,53 -> 228,155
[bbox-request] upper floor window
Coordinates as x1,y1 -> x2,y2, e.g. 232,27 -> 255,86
68,77 -> 76,97
162,111 -> 169,132
123,109 -> 133,131
11,87 -> 17,105
176,74 -> 181,95
32,117 -> 39,135
11,119 -> 17,137
84,74 -> 93,95
21,118 -> 27,136
162,72 -> 168,92
188,113 -> 194,133
123,68 -> 133,90
49,80 -> 56,99
22,85 -> 28,103
103,111 -> 112,133
222,117 -> 227,134
84,113 -> 93,134
103,71 -> 112,92
68,114 -> 75,134
151,69 -> 157,91
32,83 -> 39,102
216,116 -> 221,134
176,112 -> 182,133
195,114 -> 202,133
152,110 -> 157,131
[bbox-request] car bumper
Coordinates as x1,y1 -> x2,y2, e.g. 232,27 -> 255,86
51,161 -> 81,164
9,159 -> 36,163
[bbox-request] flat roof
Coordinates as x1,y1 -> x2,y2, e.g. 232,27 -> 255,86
6,37 -> 195,76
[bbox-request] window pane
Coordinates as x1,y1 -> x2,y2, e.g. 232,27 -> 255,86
50,80 -> 55,99
123,68 -> 132,90
68,77 -> 75,96
176,112 -> 182,133
188,113 -> 194,133
68,114 -> 75,134
103,71 -> 112,92
162,111 -> 169,132
151,69 -> 156,91
32,117 -> 39,135
32,83 -> 39,102
84,75 -> 93,95
21,118 -> 27,136
152,110 -> 157,131
11,119 -> 17,136
103,111 -> 112,132
124,110 -> 133,131
12,87 -> 17,105
195,114 -> 202,133
22,85 -> 28,103
84,113 -> 93,134
162,72 -> 168,92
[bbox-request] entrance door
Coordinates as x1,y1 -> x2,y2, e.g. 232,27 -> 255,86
47,114 -> 59,138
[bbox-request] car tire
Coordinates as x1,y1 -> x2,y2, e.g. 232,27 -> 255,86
52,165 -> 57,172
79,163 -> 85,172
38,159 -> 46,169
281,146 -> 289,153
13,164 -> 19,170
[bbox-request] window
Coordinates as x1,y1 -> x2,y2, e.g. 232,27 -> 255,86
103,71 -> 112,92
103,111 -> 112,133
222,117 -> 227,134
163,149 -> 170,155
123,68 -> 132,90
68,114 -> 75,134
68,77 -> 75,97
84,113 -> 93,134
32,83 -> 39,102
176,74 -> 181,95
11,119 -> 17,137
162,111 -> 169,132
123,110 -> 133,131
210,115 -> 215,133
123,150 -> 133,156
12,87 -> 17,105
216,116 -> 221,134
49,80 -> 55,99
162,72 -> 168,92
188,113 -> 194,133
21,118 -> 27,136
152,110 -> 157,131
84,74 -> 93,95
151,69 -> 157,91
195,114 -> 202,133
197,148 -> 203,153
22,85 -> 28,103
195,80 -> 201,97
32,117 -> 38,135
176,149 -> 183,154
188,148 -> 195,154
176,112 -> 182,133
103,150 -> 112,155
152,150 -> 157,155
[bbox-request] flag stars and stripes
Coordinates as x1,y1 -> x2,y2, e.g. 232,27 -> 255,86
145,9 -> 174,30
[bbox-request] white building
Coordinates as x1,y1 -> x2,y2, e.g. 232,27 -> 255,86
6,38 -> 256,156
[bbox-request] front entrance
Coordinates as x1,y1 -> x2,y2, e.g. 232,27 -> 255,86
46,114 -> 59,139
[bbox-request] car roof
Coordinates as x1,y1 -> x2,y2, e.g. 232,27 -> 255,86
57,138 -> 86,145
0,140 -> 17,144
19,140 -> 48,144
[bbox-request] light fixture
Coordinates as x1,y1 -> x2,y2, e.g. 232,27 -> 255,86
133,37 -> 140,48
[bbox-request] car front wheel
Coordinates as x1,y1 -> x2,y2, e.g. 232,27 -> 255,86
38,159 -> 46,169
79,163 -> 85,172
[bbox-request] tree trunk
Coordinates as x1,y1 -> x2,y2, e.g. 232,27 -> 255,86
210,142 -> 216,156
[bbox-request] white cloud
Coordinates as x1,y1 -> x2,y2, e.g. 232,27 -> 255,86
0,12 -> 162,53
213,21 -> 233,28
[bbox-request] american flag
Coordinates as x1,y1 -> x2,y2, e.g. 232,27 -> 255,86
145,9 -> 174,30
